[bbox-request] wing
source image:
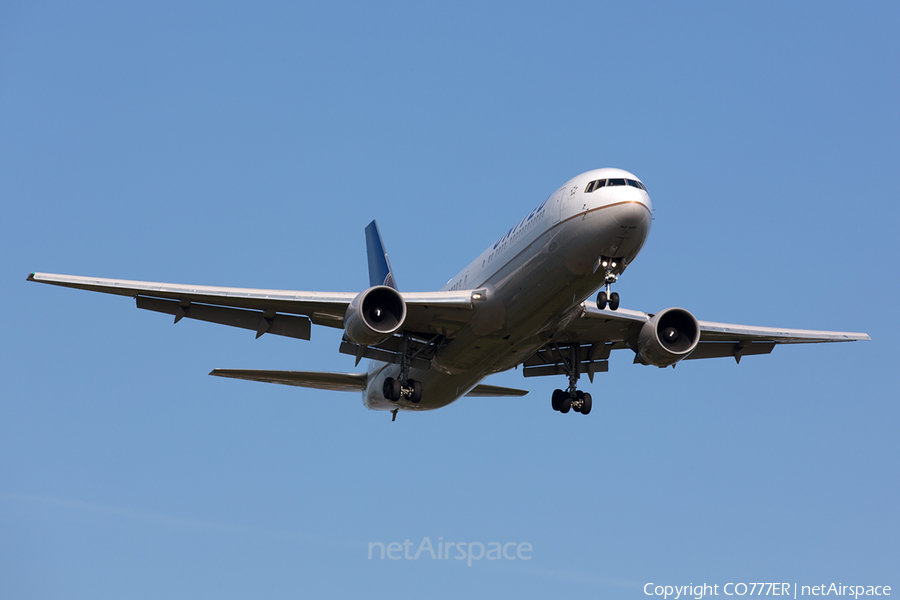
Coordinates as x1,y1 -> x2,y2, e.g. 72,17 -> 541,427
524,301 -> 869,376
686,316 -> 870,360
27,272 -> 478,339
571,301 -> 870,344
209,369 -> 367,391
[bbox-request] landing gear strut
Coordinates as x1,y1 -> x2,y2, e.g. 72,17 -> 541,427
596,257 -> 620,311
382,335 -> 423,403
549,344 -> 593,416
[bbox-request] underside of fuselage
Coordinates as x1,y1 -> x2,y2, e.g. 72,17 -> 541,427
364,169 -> 653,411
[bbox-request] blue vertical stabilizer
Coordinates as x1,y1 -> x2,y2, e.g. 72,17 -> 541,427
365,220 -> 398,290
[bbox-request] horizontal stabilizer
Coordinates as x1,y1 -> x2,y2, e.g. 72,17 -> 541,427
209,369 -> 366,392
465,384 -> 529,397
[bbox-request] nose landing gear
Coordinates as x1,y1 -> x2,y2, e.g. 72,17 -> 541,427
596,289 -> 619,311
596,257 -> 620,311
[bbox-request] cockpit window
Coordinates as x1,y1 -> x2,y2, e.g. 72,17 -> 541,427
585,179 -> 608,192
585,177 -> 646,192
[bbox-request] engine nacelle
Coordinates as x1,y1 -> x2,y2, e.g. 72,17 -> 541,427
343,285 -> 407,346
636,307 -> 700,367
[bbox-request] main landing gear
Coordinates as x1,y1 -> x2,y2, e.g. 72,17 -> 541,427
549,344 -> 593,416
381,334 -> 423,404
596,257 -> 620,311
551,389 -> 592,415
382,377 -> 422,403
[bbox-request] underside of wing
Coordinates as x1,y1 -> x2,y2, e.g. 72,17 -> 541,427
689,320 -> 870,362
209,369 -> 367,391
565,301 -> 869,345
28,272 -> 356,314
695,320 -> 871,343
27,272 -> 477,339
540,300 -> 870,369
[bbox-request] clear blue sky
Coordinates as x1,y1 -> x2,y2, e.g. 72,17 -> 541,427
2,2 -> 897,598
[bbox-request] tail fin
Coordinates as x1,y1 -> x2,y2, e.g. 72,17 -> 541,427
365,220 -> 398,290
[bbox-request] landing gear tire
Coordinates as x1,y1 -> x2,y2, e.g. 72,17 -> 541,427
580,392 -> 592,415
596,291 -> 607,310
608,292 -> 620,311
548,344 -> 597,416
383,377 -> 401,402
551,389 -> 566,411
408,379 -> 422,403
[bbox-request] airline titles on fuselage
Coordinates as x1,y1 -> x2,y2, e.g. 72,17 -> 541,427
445,194 -> 553,293
485,195 -> 551,264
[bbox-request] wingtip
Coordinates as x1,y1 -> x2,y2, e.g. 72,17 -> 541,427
26,272 -> 36,282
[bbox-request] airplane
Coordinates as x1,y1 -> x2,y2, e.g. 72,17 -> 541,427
28,168 -> 870,420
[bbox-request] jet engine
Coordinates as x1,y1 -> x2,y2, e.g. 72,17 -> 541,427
636,307 -> 700,367
343,285 -> 407,346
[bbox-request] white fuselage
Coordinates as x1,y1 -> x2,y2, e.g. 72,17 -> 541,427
364,168 -> 653,411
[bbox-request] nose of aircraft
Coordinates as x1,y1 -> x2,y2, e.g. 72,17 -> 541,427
610,186 -> 652,231
577,170 -> 653,262
602,185 -> 653,261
